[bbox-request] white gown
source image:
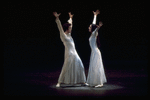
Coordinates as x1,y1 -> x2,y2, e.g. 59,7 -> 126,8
87,28 -> 107,86
55,19 -> 86,84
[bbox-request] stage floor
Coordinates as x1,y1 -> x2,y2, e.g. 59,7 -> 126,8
4,68 -> 147,98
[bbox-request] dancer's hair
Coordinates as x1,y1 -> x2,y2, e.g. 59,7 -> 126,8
91,24 -> 98,32
63,23 -> 71,32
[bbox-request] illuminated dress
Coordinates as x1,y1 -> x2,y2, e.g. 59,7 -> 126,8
55,18 -> 86,85
87,15 -> 107,86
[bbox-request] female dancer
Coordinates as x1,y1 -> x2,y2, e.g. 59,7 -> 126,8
87,10 -> 107,87
53,12 -> 87,87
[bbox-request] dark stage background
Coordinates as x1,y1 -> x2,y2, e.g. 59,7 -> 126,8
4,1 -> 147,97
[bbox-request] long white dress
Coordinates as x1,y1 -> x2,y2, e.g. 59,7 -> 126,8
55,18 -> 86,85
87,28 -> 107,86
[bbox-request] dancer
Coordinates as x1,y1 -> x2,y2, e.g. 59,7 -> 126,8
53,12 -> 87,87
87,10 -> 107,87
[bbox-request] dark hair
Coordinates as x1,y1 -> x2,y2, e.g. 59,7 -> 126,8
63,23 -> 71,32
91,24 -> 98,32
91,24 -> 100,47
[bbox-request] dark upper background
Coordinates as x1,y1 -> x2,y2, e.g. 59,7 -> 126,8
4,1 -> 147,70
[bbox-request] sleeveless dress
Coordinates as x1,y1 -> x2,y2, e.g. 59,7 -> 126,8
56,19 -> 86,84
87,28 -> 107,86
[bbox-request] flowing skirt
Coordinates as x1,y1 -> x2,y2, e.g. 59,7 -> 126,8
87,49 -> 107,86
58,53 -> 86,84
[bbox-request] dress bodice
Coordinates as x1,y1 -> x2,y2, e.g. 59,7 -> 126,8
60,34 -> 77,54
89,31 -> 99,51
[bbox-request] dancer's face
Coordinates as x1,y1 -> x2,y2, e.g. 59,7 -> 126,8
88,25 -> 92,33
67,26 -> 72,33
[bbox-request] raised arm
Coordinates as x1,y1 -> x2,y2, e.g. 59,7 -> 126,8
92,21 -> 103,36
92,10 -> 100,24
53,12 -> 66,37
96,21 -> 103,31
68,12 -> 74,27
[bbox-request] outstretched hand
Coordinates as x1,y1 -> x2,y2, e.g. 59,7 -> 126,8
93,10 -> 100,16
68,12 -> 74,18
98,21 -> 103,27
53,12 -> 61,18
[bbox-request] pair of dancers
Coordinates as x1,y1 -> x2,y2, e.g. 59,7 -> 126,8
53,10 -> 107,88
